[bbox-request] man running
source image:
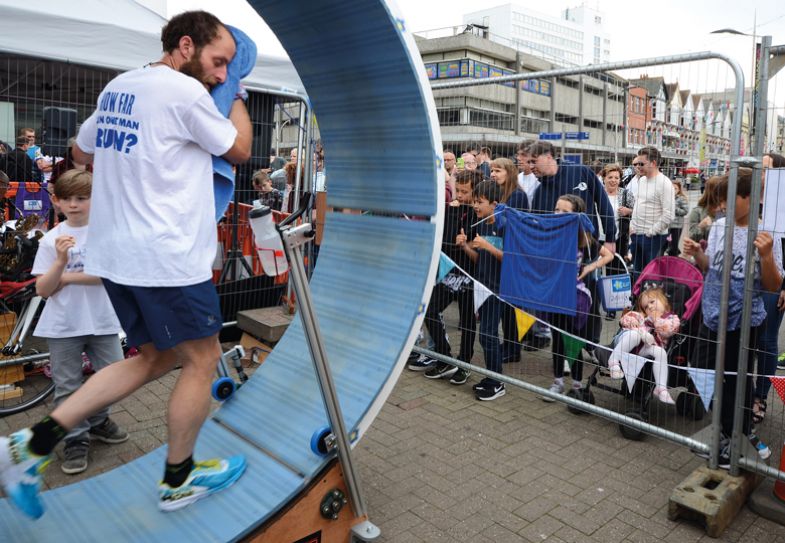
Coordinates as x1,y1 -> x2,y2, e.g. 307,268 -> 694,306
0,10 -> 252,518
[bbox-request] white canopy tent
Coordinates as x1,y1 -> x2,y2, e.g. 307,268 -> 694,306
0,0 -> 305,95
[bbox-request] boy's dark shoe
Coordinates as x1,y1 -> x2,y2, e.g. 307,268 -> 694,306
89,418 -> 129,444
475,381 -> 506,401
407,355 -> 437,372
425,362 -> 458,380
61,439 -> 90,475
450,368 -> 471,385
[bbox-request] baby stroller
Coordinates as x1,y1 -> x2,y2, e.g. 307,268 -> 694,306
589,256 -> 704,440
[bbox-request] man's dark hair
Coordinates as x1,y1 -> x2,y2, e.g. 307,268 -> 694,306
270,149 -> 277,156
474,179 -> 503,203
764,152 -> 785,168
516,139 -> 537,154
455,169 -> 483,188
527,141 -> 556,158
161,10 -> 224,53
479,146 -> 491,156
15,135 -> 27,147
637,146 -> 661,165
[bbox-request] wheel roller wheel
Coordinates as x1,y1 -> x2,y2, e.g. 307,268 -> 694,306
211,377 -> 236,401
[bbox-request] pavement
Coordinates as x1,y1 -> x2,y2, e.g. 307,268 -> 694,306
2,333 -> 785,542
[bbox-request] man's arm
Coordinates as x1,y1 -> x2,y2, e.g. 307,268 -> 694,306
72,144 -> 94,165
222,100 -> 252,164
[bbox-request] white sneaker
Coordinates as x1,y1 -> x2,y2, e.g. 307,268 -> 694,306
541,379 -> 565,403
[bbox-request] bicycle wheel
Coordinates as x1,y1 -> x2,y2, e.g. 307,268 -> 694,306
0,354 -> 54,417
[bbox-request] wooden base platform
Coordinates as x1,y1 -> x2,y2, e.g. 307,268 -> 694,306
246,460 -> 367,543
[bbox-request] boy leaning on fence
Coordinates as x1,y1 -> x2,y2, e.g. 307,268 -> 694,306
30,169 -> 128,475
683,168 -> 784,467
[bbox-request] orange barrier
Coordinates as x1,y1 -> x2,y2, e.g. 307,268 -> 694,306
214,203 -> 290,284
775,442 -> 785,502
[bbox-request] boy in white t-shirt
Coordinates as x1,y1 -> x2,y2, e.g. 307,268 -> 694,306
31,170 -> 128,475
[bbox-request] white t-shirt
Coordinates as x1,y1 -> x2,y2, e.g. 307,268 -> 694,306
76,66 -> 237,286
32,222 -> 122,338
517,172 -> 539,210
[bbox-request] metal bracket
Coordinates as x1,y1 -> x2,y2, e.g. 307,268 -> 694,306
320,488 -> 347,520
730,156 -> 760,167
280,222 -> 315,251
350,520 -> 381,542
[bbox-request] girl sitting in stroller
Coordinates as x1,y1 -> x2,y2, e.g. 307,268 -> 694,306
607,287 -> 680,404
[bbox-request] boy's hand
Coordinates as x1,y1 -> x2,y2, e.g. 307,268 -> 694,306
698,216 -> 713,229
682,237 -> 702,257
470,235 -> 489,251
54,235 -> 76,263
449,199 -> 461,207
754,232 -> 774,259
455,228 -> 467,247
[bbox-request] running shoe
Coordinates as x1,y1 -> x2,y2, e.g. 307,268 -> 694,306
424,362 -> 458,380
0,428 -> 51,519
407,355 -> 436,372
158,455 -> 247,512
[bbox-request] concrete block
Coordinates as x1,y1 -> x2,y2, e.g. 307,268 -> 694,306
668,465 -> 759,537
236,306 -> 293,343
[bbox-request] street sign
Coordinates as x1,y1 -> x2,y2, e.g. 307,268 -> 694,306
538,131 -> 590,141
561,154 -> 582,165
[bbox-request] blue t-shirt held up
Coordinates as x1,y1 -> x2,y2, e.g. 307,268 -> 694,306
499,205 -> 595,316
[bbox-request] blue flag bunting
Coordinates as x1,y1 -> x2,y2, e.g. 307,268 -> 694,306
686,366 -> 715,412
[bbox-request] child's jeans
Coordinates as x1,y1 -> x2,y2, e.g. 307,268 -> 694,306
47,334 -> 124,443
478,297 -> 503,383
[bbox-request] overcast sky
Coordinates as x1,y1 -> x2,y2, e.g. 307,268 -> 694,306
167,0 -> 785,107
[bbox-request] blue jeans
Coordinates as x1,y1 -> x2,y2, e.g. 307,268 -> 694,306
631,234 -> 667,279
754,291 -> 784,400
478,296 -> 503,384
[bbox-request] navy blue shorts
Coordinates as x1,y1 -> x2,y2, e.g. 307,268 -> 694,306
102,279 -> 223,351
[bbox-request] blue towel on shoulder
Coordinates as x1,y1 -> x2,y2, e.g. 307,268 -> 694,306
211,25 -> 257,221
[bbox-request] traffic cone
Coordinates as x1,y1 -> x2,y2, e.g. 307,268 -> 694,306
775,441 -> 785,503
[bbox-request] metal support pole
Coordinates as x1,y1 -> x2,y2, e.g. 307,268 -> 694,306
549,77 -> 556,132
515,51 -> 522,136
293,101 -> 309,213
578,75 -> 584,146
729,35 -> 771,476
602,81 -> 608,147
279,222 -> 379,540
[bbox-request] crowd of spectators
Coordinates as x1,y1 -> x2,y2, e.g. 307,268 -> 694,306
410,142 -> 785,467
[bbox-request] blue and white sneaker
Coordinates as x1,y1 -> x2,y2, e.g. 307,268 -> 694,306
158,455 -> 247,512
0,428 -> 51,519
749,434 -> 771,460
